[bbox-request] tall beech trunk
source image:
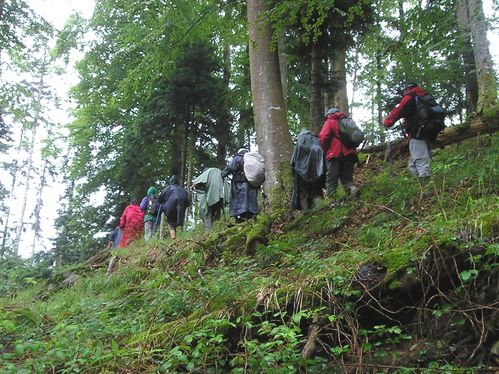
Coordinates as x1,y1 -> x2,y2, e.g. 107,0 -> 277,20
332,47 -> 349,115
456,0 -> 479,113
309,42 -> 323,133
247,0 -> 292,202
466,0 -> 497,113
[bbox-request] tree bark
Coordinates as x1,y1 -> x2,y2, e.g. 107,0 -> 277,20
309,42 -> 323,133
456,0 -> 479,114
332,47 -> 349,115
247,0 -> 293,203
277,29 -> 288,106
466,0 -> 497,113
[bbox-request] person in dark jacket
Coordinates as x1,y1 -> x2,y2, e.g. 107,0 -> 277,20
291,129 -> 325,210
319,108 -> 359,198
383,83 -> 431,183
159,176 -> 190,239
221,148 -> 260,223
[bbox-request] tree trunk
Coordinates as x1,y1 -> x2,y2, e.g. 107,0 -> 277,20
0,127 -> 25,257
309,42 -> 323,133
466,0 -> 497,113
456,0 -> 479,114
14,117 -> 38,257
247,0 -> 293,204
332,47 -> 349,115
277,29 -> 288,105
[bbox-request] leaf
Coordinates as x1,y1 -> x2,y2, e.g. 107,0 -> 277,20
459,269 -> 478,281
15,343 -> 25,356
1,320 -> 16,333
111,340 -> 119,355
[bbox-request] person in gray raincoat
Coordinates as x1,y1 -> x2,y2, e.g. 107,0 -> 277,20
192,167 -> 230,231
221,148 -> 260,223
158,175 -> 190,239
291,129 -> 325,210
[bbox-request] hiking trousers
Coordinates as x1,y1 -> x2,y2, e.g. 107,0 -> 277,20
326,155 -> 356,196
408,138 -> 431,178
144,221 -> 155,241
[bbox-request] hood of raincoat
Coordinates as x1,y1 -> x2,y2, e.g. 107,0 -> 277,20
291,129 -> 325,182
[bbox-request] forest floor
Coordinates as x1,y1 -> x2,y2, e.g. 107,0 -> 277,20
0,131 -> 498,373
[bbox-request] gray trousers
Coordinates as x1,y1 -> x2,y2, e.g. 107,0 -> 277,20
144,221 -> 153,241
408,138 -> 431,178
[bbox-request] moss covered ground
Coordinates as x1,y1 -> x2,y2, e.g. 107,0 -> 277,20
1,134 -> 498,373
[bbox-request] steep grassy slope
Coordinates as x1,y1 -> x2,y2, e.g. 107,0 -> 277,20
1,134 -> 498,373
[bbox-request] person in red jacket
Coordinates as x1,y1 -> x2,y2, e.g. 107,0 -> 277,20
319,107 -> 359,198
383,83 -> 431,182
118,198 -> 144,248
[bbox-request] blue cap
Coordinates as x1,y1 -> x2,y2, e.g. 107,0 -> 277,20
325,107 -> 340,117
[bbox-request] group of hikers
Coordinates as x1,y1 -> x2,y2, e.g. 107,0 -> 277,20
109,82 -> 444,249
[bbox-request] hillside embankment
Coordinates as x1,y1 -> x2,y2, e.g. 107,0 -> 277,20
1,124 -> 498,373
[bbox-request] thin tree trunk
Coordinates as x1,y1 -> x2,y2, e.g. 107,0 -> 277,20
247,0 -> 293,203
14,110 -> 39,256
31,160 -> 47,256
349,42 -> 360,117
332,47 -> 349,115
456,0 -> 479,114
309,42 -> 323,133
466,0 -> 497,113
0,127 -> 25,256
14,49 -> 48,256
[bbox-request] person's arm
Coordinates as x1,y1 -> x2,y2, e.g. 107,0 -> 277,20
119,207 -> 128,229
139,196 -> 148,212
319,121 -> 332,151
383,95 -> 413,128
221,157 -> 238,178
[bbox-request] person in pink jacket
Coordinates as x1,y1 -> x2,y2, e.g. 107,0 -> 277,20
118,198 -> 144,248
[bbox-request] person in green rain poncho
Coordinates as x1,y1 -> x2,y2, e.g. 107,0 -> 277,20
191,167 -> 230,231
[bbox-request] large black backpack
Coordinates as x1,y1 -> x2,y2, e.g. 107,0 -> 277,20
414,94 -> 446,141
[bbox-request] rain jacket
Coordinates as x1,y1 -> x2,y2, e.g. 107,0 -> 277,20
319,111 -> 357,160
291,129 -> 325,183
160,183 -> 190,228
118,203 -> 144,248
221,151 -> 260,217
291,130 -> 325,209
384,85 -> 426,138
192,167 -> 230,219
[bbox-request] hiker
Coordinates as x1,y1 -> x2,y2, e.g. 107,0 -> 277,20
140,186 -> 158,241
118,198 -> 144,248
291,129 -> 325,210
221,147 -> 260,223
319,108 -> 359,198
383,82 -> 435,185
192,167 -> 230,231
159,175 -> 190,239
107,226 -> 122,249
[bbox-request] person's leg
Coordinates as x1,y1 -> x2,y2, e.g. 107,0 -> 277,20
168,224 -> 176,239
144,221 -> 152,241
340,155 -> 355,193
204,207 -> 214,231
326,158 -> 340,196
408,138 -> 430,178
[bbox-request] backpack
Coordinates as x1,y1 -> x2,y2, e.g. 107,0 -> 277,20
414,94 -> 446,141
243,152 -> 265,187
338,116 -> 365,149
146,198 -> 158,216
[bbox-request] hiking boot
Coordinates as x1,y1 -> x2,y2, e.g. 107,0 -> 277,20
418,176 -> 432,198
349,186 -> 359,198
